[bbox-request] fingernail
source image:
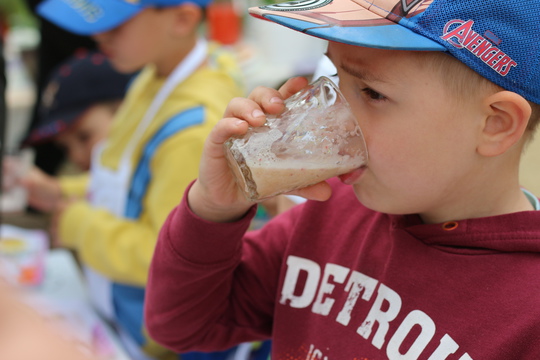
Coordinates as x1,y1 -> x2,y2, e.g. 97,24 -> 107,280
252,109 -> 264,118
270,97 -> 283,104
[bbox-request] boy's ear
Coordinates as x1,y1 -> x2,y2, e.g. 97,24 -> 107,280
171,3 -> 203,35
477,91 -> 532,157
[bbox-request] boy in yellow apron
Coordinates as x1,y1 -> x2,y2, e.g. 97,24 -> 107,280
34,0 -> 268,359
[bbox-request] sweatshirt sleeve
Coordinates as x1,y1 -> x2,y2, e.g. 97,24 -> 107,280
145,184 -> 293,352
58,174 -> 89,198
58,130 -> 203,286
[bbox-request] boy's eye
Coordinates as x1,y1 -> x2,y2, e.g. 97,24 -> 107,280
76,131 -> 91,144
362,87 -> 386,101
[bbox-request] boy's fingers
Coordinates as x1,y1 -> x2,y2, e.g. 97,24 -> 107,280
248,86 -> 286,115
208,117 -> 251,148
223,97 -> 267,127
230,78 -> 309,123
278,76 -> 310,99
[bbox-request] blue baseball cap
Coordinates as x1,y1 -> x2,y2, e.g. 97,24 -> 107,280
37,0 -> 212,36
250,0 -> 540,105
25,50 -> 133,144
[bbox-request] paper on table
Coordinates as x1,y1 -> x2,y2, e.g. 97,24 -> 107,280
0,225 -> 49,286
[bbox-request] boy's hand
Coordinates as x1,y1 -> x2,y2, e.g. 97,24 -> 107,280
19,166 -> 62,213
49,197 -> 78,248
188,77 -> 332,223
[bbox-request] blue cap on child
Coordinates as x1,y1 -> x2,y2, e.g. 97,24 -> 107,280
37,0 -> 212,36
250,0 -> 540,105
25,50 -> 133,144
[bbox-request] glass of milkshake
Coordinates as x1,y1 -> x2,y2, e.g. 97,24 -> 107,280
224,76 -> 368,202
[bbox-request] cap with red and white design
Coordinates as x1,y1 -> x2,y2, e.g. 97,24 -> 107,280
250,0 -> 540,104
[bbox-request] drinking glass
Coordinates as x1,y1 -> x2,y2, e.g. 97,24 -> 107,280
224,76 -> 368,201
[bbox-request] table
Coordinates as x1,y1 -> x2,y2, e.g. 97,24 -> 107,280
28,248 -> 131,359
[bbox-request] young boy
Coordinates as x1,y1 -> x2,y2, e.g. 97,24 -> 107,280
144,0 -> 540,359
26,50 -> 130,172
33,0 -> 251,359
21,50 -> 131,212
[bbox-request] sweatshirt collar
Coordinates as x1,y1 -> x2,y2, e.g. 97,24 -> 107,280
392,190 -> 540,253
522,188 -> 540,210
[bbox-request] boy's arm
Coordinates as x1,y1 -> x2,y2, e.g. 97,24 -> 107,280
145,189 -> 258,351
58,173 -> 89,197
21,167 -> 88,213
145,183 -> 296,352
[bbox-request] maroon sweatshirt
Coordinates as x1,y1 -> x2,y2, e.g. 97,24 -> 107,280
145,179 -> 540,360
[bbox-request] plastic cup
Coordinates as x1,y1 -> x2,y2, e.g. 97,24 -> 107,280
224,76 -> 368,201
1,148 -> 34,213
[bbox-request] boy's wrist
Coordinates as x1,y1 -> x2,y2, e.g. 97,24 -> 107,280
187,180 -> 252,223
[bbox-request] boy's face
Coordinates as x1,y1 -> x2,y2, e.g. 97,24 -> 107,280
328,42 -> 486,222
91,8 -> 181,74
54,103 -> 115,171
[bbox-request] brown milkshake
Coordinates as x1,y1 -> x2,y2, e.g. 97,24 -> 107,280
248,160 -> 363,199
226,146 -> 366,201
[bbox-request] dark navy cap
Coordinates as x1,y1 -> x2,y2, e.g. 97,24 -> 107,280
26,50 -> 133,144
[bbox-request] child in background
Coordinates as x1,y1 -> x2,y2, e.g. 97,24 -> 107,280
34,0 -> 255,359
21,50 -> 132,212
144,0 -> 540,359
22,0 -> 98,176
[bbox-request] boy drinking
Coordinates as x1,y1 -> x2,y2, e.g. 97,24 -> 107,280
145,0 -> 540,359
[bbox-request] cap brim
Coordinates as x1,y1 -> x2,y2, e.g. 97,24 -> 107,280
37,0 -> 142,35
249,0 -> 445,51
24,109 -> 83,145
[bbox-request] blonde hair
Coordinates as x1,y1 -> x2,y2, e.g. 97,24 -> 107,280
413,51 -> 540,137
